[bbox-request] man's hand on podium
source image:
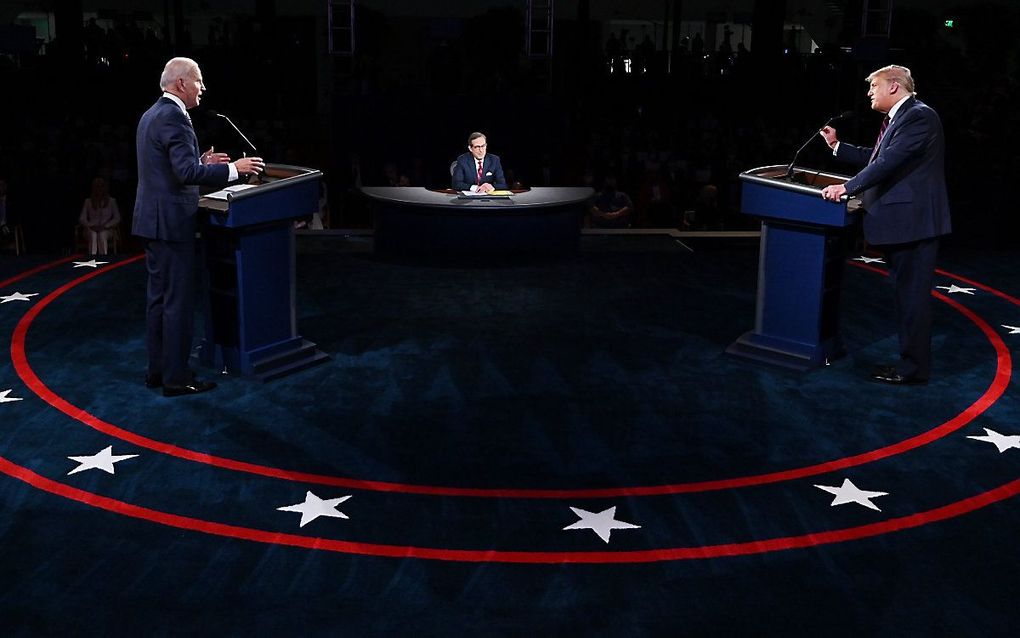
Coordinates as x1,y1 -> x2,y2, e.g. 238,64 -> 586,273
821,184 -> 847,202
234,156 -> 266,176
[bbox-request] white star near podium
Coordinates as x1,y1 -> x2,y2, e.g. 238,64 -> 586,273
72,259 -> 109,268
967,428 -> 1020,453
852,256 -> 884,264
935,284 -> 976,295
277,491 -> 352,527
563,506 -> 641,543
67,446 -> 139,475
814,478 -> 889,511
1003,325 -> 1020,335
0,389 -> 24,404
0,291 -> 39,304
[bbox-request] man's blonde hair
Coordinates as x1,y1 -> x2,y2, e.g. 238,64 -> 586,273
867,64 -> 915,95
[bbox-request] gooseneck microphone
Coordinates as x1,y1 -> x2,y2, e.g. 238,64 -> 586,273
207,110 -> 258,155
785,111 -> 854,180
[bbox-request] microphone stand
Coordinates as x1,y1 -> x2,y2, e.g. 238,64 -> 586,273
785,111 -> 853,181
211,111 -> 262,184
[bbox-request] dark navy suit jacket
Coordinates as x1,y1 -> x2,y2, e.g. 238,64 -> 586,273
451,152 -> 507,191
132,96 -> 232,385
132,97 -> 230,241
837,96 -> 951,246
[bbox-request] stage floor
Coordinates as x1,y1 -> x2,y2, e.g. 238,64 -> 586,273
1,235 -> 1019,635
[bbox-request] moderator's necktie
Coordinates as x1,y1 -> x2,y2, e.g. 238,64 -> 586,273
869,116 -> 890,164
476,160 -> 483,185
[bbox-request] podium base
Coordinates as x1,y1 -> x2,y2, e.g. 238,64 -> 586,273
197,338 -> 330,382
726,331 -> 845,371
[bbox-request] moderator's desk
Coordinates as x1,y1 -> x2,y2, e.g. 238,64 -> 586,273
361,186 -> 594,254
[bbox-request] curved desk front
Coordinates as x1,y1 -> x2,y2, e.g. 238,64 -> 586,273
361,186 -> 594,254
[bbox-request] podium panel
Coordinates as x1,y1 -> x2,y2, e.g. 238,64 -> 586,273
199,164 -> 328,381
727,165 -> 854,370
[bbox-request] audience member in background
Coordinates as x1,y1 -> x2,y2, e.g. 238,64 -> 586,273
79,177 -> 121,255
383,161 -> 410,187
589,176 -> 633,228
638,165 -> 674,227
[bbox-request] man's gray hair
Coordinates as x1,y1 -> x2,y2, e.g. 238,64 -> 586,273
868,64 -> 916,95
468,131 -> 487,145
159,57 -> 199,91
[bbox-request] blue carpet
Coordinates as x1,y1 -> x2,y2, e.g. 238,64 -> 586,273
1,237 -> 1019,636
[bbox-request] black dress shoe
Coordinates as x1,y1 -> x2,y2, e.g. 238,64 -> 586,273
145,373 -> 162,389
162,380 -> 217,397
870,368 -> 927,385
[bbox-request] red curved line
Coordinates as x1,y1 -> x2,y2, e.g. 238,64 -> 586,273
1,453 -> 1018,563
0,255 -> 82,290
8,256 -> 1012,499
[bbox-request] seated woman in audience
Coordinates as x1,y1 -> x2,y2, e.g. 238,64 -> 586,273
79,177 -> 120,255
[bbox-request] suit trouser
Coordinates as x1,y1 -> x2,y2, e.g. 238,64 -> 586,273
144,239 -> 196,386
881,237 -> 939,380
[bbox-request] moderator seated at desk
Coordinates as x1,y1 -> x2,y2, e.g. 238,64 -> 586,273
361,186 -> 594,254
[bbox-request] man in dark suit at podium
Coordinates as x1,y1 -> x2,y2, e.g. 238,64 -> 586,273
133,57 -> 264,397
451,132 -> 507,193
820,65 -> 951,385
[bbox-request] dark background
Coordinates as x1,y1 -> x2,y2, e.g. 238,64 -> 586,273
0,0 -> 1016,251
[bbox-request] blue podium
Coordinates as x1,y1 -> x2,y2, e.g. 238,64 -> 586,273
198,164 -> 329,381
727,165 -> 854,370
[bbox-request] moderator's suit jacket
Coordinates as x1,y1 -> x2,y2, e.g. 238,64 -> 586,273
837,96 -> 951,246
451,152 -> 508,191
132,97 -> 231,242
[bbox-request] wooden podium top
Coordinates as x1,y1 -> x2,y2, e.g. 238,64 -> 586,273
200,163 -> 321,213
740,165 -> 850,198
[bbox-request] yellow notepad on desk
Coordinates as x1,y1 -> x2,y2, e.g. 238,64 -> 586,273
489,190 -> 513,196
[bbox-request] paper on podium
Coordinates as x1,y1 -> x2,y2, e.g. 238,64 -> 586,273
205,184 -> 258,201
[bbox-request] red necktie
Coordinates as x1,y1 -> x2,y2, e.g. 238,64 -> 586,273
869,116 -> 890,164
476,159 -> 483,185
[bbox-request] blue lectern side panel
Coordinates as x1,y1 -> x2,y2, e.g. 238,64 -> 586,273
757,222 -> 827,345
215,180 -> 319,228
742,182 -> 852,228
235,225 -> 296,352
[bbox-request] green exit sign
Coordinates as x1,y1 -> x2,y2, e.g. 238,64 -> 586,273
944,19 -> 955,28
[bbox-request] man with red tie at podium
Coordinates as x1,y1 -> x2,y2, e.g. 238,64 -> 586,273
133,57 -> 264,397
451,131 -> 508,193
819,65 -> 952,385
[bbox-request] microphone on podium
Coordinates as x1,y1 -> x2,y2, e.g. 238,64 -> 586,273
207,110 -> 259,155
785,111 -> 854,180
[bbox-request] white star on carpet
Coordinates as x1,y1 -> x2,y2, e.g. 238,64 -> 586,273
967,428 -> 1020,453
72,259 -> 109,268
935,284 -> 976,295
277,491 -> 352,527
1003,325 -> 1020,335
0,389 -> 24,404
0,292 -> 39,304
563,506 -> 641,543
67,446 -> 139,475
852,256 -> 884,264
814,478 -> 889,511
